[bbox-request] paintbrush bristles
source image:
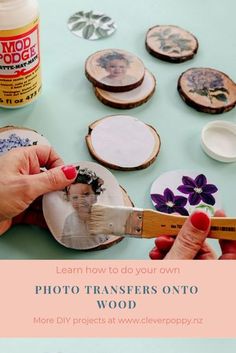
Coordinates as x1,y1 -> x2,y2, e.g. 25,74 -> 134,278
89,204 -> 135,236
89,204 -> 236,240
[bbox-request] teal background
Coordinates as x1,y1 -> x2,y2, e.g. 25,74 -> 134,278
0,339 -> 236,353
0,0 -> 236,259
0,0 -> 235,350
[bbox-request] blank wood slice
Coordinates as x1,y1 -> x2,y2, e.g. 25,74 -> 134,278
0,125 -> 50,155
86,115 -> 161,170
85,49 -> 145,92
94,69 -> 156,109
146,25 -> 198,63
178,68 -> 236,114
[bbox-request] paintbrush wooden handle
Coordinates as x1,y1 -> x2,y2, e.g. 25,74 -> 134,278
142,210 -> 236,240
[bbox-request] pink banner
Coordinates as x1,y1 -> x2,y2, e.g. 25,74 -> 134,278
0,260 -> 235,338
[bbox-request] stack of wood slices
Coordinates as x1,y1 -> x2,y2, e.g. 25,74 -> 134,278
85,49 -> 156,109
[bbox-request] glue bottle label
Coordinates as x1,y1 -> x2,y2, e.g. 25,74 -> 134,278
0,17 -> 41,108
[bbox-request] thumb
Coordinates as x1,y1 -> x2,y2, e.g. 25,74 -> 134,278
29,165 -> 77,198
164,211 -> 211,260
0,219 -> 12,236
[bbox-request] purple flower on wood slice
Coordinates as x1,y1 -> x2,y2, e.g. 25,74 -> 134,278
151,188 -> 189,216
177,174 -> 218,206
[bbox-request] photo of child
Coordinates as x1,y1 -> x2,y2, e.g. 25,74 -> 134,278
59,167 -> 109,249
97,51 -> 137,86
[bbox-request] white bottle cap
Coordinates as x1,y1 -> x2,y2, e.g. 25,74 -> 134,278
201,120 -> 236,162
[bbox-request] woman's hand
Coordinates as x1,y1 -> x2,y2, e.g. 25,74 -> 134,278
149,210 -> 236,260
0,145 -> 77,235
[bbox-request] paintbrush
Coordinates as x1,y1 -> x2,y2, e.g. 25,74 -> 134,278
88,204 -> 236,240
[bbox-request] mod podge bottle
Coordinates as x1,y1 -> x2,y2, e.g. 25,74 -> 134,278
0,0 -> 41,108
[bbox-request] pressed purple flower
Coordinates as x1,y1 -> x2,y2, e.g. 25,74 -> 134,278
187,70 -> 224,91
151,188 -> 189,216
177,174 -> 218,206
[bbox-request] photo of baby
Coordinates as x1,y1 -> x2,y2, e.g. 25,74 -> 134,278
85,49 -> 145,90
97,51 -> 137,86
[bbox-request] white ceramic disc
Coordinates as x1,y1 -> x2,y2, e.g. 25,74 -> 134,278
201,120 -> 236,162
0,126 -> 50,155
150,170 -> 221,216
87,115 -> 161,170
42,161 -> 125,250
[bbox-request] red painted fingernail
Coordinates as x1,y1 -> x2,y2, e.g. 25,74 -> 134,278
61,165 -> 77,180
190,211 -> 210,231
149,247 -> 161,260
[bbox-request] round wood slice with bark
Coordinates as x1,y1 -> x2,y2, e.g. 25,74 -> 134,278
94,69 -> 156,109
43,161 -> 133,251
146,25 -> 198,63
85,49 -> 145,92
178,68 -> 236,114
0,126 -> 50,155
86,115 -> 161,170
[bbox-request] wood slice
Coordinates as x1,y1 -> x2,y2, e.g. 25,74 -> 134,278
0,125 -> 50,155
145,25 -> 198,63
94,69 -> 156,109
42,161 -> 132,251
177,68 -> 236,114
86,115 -> 161,170
85,49 -> 145,92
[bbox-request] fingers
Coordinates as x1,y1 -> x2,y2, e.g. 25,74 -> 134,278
214,210 -> 226,217
149,247 -> 164,260
164,211 -> 211,259
216,210 -> 236,259
31,145 -> 65,168
1,145 -> 64,174
195,241 -> 216,260
219,253 -> 236,259
12,197 -> 48,229
149,236 -> 175,259
26,165 -> 77,199
155,236 -> 175,251
0,219 -> 12,236
25,146 -> 77,197
0,146 -> 77,232
149,234 -> 216,260
26,145 -> 65,173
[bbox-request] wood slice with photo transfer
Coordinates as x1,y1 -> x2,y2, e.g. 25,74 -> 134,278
86,115 -> 161,170
145,25 -> 198,63
177,68 -> 236,114
94,69 -> 156,109
85,49 -> 145,92
0,125 -> 50,155
42,161 -> 131,251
